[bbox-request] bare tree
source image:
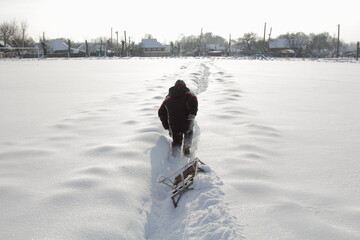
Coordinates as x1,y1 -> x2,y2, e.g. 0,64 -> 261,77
239,32 -> 258,51
143,33 -> 153,39
178,35 -> 200,55
203,32 -> 227,45
0,20 -> 19,47
278,32 -> 310,57
308,32 -> 334,57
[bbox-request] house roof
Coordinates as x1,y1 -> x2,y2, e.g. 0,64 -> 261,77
206,44 -> 226,51
0,40 -> 12,48
78,42 -> 105,52
46,40 -> 68,51
269,39 -> 303,49
269,39 -> 290,49
141,38 -> 164,48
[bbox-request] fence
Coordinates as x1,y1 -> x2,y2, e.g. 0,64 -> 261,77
0,47 -> 40,58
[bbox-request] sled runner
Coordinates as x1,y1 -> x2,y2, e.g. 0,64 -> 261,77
157,157 -> 205,208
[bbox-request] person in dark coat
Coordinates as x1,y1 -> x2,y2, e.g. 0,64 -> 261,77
158,80 -> 198,157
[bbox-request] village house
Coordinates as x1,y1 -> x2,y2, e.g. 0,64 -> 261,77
0,40 -> 15,58
77,42 -> 107,56
140,38 -> 171,57
45,40 -> 69,54
206,43 -> 226,56
35,39 -> 87,57
35,39 -> 69,57
341,44 -> 359,58
204,43 -> 242,56
268,39 -> 300,57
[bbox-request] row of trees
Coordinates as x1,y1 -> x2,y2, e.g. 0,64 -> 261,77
276,32 -> 348,58
1,19 -> 358,58
176,31 -> 357,58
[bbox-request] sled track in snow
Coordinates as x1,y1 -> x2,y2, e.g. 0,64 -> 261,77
145,59 -> 243,240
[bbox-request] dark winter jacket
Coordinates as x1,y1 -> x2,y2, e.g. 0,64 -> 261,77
158,85 -> 198,134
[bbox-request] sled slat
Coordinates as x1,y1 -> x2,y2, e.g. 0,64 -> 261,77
158,158 -> 204,208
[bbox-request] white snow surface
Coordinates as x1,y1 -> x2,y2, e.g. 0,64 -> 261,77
0,58 -> 359,240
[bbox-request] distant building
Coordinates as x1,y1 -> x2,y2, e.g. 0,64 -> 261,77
229,45 -> 242,56
268,39 -> 300,57
0,41 -> 5,58
0,40 -> 14,50
45,40 -> 69,54
269,39 -> 290,49
77,42 -> 107,56
140,38 -> 171,57
206,44 -> 226,51
341,44 -> 358,57
35,39 -> 68,54
205,43 -> 243,56
35,39 -> 85,57
0,40 -> 17,58
206,44 -> 226,56
0,41 -> 4,58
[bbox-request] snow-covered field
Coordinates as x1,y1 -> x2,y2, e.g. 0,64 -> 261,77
1,58 -> 359,240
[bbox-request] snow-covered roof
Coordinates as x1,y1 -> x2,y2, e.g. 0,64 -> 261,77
78,42 -> 94,51
229,46 -> 242,53
206,44 -> 226,51
269,39 -> 290,49
141,39 -> 164,48
46,40 -> 68,51
78,42 -> 106,52
343,44 -> 357,52
0,40 -> 12,48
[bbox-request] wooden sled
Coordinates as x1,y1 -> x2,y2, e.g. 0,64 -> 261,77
157,157 -> 205,208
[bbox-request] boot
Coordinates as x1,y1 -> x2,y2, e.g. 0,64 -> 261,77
183,147 -> 190,157
171,145 -> 181,158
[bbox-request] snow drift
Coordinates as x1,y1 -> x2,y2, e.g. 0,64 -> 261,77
0,57 -> 359,240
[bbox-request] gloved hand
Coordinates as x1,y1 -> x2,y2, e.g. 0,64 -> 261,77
187,114 -> 195,130
187,114 -> 196,121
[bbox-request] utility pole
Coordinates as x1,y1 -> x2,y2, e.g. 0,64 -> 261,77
67,39 -> 71,58
111,27 -> 113,49
268,27 -> 272,42
199,28 -> 204,56
22,28 -> 25,48
115,31 -> 119,56
336,24 -> 340,58
357,42 -> 359,61
128,37 -> 131,56
121,40 -> 125,57
263,22 -> 267,53
263,22 -> 266,43
228,34 -> 232,56
21,21 -> 27,49
85,40 -> 89,57
124,31 -> 127,56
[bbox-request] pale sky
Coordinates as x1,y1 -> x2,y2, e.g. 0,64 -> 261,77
1,0 -> 359,44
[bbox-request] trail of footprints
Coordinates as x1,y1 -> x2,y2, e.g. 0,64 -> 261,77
44,62 -> 204,211
42,60 -> 280,237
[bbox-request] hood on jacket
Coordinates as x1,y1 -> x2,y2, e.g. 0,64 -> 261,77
168,85 -> 190,98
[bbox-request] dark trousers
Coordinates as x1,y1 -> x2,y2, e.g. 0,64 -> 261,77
171,130 -> 193,157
